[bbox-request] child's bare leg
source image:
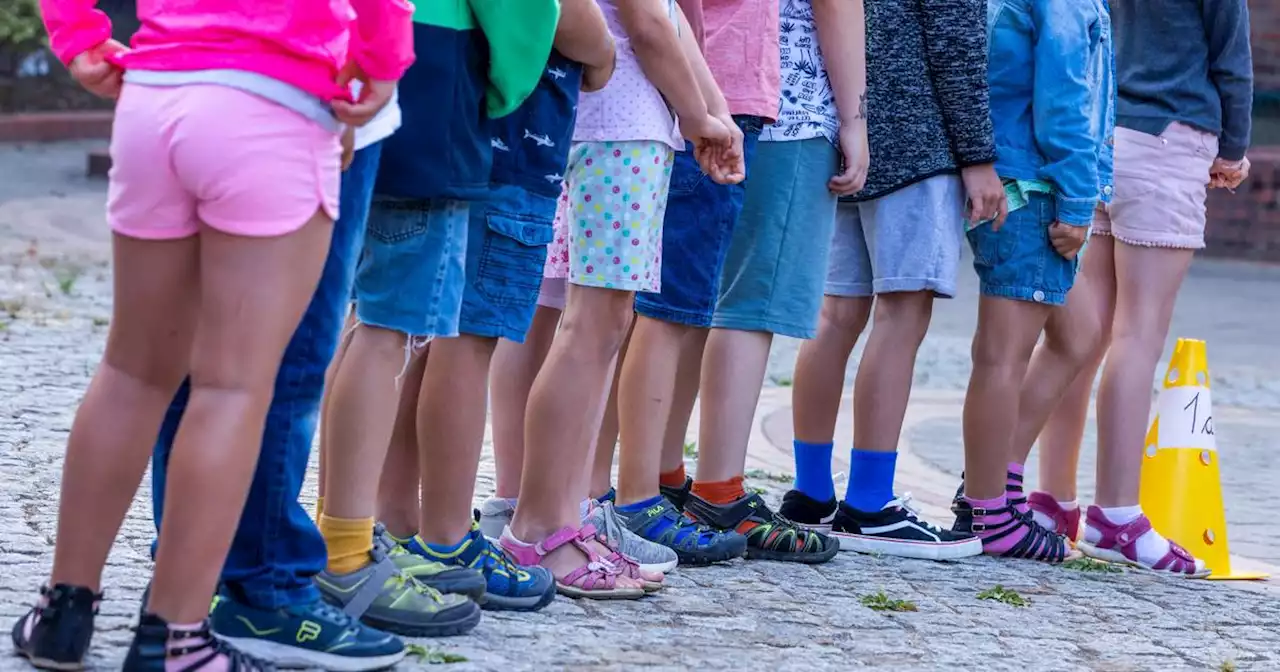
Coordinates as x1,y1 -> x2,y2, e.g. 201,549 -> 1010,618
49,235 -> 199,593
317,308 -> 357,519
491,303 -> 561,499
416,335 -> 498,544
617,315 -> 689,506
1094,243 -> 1193,507
1015,236 -> 1116,501
695,329 -> 773,483
151,213 -> 332,623
659,328 -> 707,476
589,323 -> 630,500
508,284 -> 641,586
962,296 -> 1052,501
790,296 -> 870,501
376,347 -> 428,538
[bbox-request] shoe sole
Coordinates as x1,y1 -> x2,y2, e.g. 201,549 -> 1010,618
17,653 -> 84,671
1077,543 -> 1211,578
745,544 -> 839,564
638,559 -> 678,573
218,636 -> 407,671
360,604 -> 483,639
833,532 -> 984,561
556,584 -> 646,600
481,582 -> 558,612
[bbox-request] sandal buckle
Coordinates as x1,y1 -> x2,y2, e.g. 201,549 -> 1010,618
970,522 -> 987,532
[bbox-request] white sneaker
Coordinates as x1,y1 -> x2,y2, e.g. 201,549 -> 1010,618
478,497 -> 515,542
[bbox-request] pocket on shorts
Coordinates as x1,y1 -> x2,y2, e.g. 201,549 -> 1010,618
478,214 -> 555,308
666,146 -> 705,196
366,197 -> 433,244
967,220 -> 1016,270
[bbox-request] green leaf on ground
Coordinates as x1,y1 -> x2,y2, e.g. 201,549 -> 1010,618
683,441 -> 698,457
977,585 -> 1028,607
1219,660 -> 1237,672
860,591 -> 918,612
748,486 -> 768,495
773,376 -> 793,387
745,469 -> 794,483
1062,557 -> 1123,573
406,644 -> 468,664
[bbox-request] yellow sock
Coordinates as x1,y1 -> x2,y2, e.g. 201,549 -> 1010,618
314,496 -> 324,522
319,514 -> 374,575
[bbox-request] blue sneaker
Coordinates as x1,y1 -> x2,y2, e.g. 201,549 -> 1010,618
614,496 -> 747,566
404,518 -> 556,612
210,594 -> 406,671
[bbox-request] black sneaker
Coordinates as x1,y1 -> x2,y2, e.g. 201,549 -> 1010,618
659,476 -> 693,511
123,614 -> 275,671
11,584 -> 100,670
684,492 -> 838,564
832,495 -> 982,560
950,481 -> 973,534
778,489 -> 839,532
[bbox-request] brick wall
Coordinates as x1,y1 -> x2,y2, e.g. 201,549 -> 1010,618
1205,149 -> 1280,262
1254,0 -> 1280,96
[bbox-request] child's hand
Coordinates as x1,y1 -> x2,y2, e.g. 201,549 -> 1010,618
1209,156 -> 1250,191
69,40 -> 128,99
828,121 -> 868,196
683,114 -> 731,181
961,163 -> 1009,230
707,113 -> 745,185
1049,222 -> 1088,260
333,61 -> 395,127
341,127 -> 356,172
582,41 -> 617,92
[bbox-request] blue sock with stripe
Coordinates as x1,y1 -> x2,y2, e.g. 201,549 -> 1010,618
792,440 -> 836,501
843,448 -> 898,512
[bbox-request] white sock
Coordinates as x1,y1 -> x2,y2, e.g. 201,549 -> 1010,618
1031,498 -> 1078,532
1084,505 -> 1171,565
579,499 -> 593,520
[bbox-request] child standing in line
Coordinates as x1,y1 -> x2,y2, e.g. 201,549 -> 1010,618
13,0 -> 412,669
369,0 -> 622,610
498,0 -> 739,599
992,0 -> 1251,577
678,0 -> 865,564
314,0 -> 557,635
953,0 -> 1114,565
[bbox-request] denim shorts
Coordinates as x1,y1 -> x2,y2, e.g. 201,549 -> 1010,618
827,174 -> 965,299
966,191 -> 1079,305
352,197 -> 469,337
634,115 -> 764,327
458,184 -> 556,341
711,137 -> 840,339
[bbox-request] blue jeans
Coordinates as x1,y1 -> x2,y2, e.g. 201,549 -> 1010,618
634,115 -> 763,327
150,142 -> 384,610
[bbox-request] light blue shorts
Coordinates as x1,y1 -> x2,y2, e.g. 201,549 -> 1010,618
711,137 -> 839,339
826,174 -> 965,299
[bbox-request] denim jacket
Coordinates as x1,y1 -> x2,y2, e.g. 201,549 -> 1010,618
987,0 -> 1115,226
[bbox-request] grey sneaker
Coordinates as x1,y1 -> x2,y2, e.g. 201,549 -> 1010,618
315,547 -> 481,638
373,523 -> 488,601
585,502 -> 678,573
478,497 -> 515,541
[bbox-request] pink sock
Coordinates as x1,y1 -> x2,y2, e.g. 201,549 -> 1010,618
166,621 -> 228,672
966,494 -> 1068,562
1005,462 -> 1029,515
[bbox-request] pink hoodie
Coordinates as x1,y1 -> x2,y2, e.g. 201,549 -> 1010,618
40,0 -> 416,102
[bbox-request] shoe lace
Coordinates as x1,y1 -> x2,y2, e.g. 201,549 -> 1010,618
890,493 -> 944,533
388,570 -> 447,605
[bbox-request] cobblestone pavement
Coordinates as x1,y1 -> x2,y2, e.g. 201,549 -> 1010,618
4,142 -> 1280,670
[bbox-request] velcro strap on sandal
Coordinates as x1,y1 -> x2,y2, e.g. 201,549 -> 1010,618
340,555 -> 399,620
535,526 -> 582,556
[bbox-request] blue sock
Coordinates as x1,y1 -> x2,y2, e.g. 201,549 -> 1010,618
793,440 -> 835,501
844,449 -> 898,512
616,494 -> 663,514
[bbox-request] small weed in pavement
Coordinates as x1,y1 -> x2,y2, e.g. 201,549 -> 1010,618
1062,557 -> 1123,573
861,591 -> 918,612
1218,661 -> 1237,672
977,585 -> 1028,607
773,376 -> 793,387
745,469 -> 793,483
406,644 -> 468,664
683,441 -> 698,457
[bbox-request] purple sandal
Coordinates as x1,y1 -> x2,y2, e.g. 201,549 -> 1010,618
1078,506 -> 1209,578
1028,492 -> 1082,544
500,524 -> 646,600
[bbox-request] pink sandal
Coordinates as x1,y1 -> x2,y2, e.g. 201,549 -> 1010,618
1077,507 -> 1209,578
591,530 -> 665,593
500,524 -> 646,600
1028,492 -> 1082,544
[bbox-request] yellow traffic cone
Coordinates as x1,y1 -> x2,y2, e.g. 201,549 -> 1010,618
1138,338 -> 1267,580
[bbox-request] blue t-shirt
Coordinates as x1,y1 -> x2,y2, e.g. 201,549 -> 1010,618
488,51 -> 583,197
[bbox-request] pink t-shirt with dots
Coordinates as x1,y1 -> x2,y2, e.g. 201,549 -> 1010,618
571,0 -> 685,151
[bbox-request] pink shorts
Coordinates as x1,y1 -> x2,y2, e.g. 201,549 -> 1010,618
1094,123 -> 1217,250
107,83 -> 341,240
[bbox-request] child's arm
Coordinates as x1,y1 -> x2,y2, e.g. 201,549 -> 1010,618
1030,0 -> 1102,227
346,0 -> 416,84
617,0 -> 709,127
555,0 -> 616,92
39,0 -> 113,65
674,2 -> 744,183
813,0 -> 868,195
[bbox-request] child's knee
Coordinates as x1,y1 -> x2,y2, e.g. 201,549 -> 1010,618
819,296 -> 872,334
871,292 -> 933,346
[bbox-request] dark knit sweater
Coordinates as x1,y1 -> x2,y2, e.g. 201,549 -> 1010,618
851,0 -> 996,202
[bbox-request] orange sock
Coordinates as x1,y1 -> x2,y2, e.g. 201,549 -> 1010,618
659,464 -> 687,489
691,475 -> 745,505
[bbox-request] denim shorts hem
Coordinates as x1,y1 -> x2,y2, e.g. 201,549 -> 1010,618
634,297 -> 713,328
710,312 -> 817,339
458,317 -> 524,342
978,283 -> 1067,306
352,307 -> 459,339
